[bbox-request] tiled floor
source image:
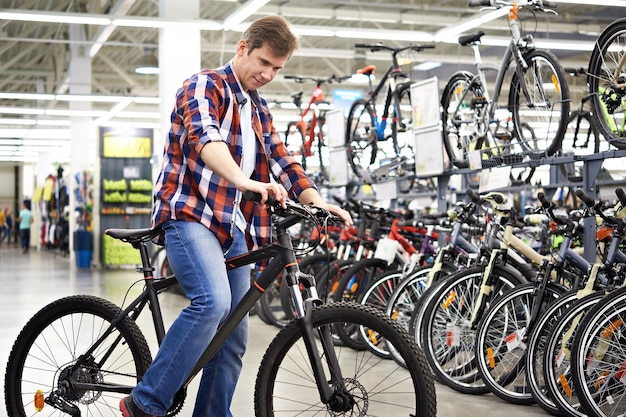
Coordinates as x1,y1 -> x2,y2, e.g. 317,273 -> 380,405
1,246 -> 553,417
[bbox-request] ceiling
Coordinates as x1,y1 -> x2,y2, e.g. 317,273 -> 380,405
0,0 -> 623,163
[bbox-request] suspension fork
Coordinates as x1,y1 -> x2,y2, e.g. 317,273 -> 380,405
470,248 -> 505,329
295,298 -> 348,406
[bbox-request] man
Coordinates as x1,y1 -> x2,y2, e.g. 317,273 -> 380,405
120,15 -> 351,417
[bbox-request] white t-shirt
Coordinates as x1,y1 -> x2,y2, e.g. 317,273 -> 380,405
236,91 -> 257,231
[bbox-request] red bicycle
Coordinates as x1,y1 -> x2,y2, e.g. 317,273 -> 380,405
283,74 -> 350,178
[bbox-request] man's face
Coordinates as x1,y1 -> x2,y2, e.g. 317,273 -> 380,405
235,40 -> 289,91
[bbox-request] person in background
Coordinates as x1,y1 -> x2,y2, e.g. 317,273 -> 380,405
17,200 -> 33,254
3,208 -> 12,247
0,207 -> 6,247
119,15 -> 351,417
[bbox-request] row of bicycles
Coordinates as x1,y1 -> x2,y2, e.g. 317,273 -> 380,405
284,0 -> 626,190
253,186 -> 626,417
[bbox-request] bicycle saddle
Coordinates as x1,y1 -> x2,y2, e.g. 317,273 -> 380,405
458,30 -> 485,46
357,65 -> 376,77
105,227 -> 163,243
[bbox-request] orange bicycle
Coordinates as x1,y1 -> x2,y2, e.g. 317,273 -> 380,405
283,74 -> 350,179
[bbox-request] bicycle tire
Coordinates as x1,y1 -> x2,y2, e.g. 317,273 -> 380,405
474,281 -> 566,405
509,49 -> 570,158
5,295 -> 153,417
253,301 -> 437,417
441,70 -> 485,169
570,286 -> 626,417
332,257 -> 390,350
421,266 -> 524,395
543,291 -> 607,417
358,268 -> 409,358
408,270 -> 459,350
588,18 -> 626,149
525,290 -> 579,416
345,97 -> 378,178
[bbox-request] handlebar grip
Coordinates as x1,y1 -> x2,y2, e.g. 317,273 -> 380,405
466,188 -> 481,203
468,0 -> 491,7
537,192 -> 551,208
354,43 -> 370,48
616,188 -> 626,206
574,189 -> 596,208
242,190 -> 277,206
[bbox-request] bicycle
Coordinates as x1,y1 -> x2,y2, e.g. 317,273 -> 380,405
441,0 -> 570,176
283,74 -> 350,177
587,17 -> 626,149
4,192 -> 437,417
345,42 -> 435,180
472,191 -> 594,405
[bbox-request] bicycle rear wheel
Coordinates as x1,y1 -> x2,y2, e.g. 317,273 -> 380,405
509,49 -> 570,158
254,302 -> 437,417
5,295 -> 152,417
346,98 -> 378,178
588,18 -> 626,149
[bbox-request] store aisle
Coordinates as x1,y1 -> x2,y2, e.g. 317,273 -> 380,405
1,247 -> 550,417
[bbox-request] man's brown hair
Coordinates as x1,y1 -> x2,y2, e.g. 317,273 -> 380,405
241,15 -> 299,58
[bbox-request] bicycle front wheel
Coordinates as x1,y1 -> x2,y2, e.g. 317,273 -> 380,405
475,282 -> 565,405
441,71 -> 485,169
570,286 -> 626,417
509,49 -> 570,158
254,302 -> 437,417
588,18 -> 626,148
5,295 -> 152,417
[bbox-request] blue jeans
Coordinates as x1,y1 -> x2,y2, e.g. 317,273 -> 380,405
133,220 -> 250,417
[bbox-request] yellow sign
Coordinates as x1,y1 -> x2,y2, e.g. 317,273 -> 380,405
103,135 -> 151,158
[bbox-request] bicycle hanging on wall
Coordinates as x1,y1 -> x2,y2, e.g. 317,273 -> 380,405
440,0 -> 571,186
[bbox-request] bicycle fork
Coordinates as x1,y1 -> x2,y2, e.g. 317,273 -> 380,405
287,266 -> 354,412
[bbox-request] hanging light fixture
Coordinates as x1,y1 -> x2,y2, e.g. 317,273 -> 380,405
135,48 -> 160,75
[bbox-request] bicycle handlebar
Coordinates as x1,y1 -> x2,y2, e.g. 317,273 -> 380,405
468,0 -> 557,12
354,43 -> 435,54
243,190 -> 342,224
283,74 -> 351,85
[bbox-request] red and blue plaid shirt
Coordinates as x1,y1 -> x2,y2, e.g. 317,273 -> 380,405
151,61 -> 316,251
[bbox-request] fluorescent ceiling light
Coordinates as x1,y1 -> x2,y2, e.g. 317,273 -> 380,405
292,26 -> 336,37
0,9 -> 221,30
413,61 -> 442,71
0,118 -> 36,125
0,92 -> 160,104
434,7 -> 509,42
0,10 -> 111,25
335,29 -> 434,43
223,0 -> 271,31
0,107 -> 44,116
112,17 -> 221,30
550,0 -> 626,5
0,92 -> 55,101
